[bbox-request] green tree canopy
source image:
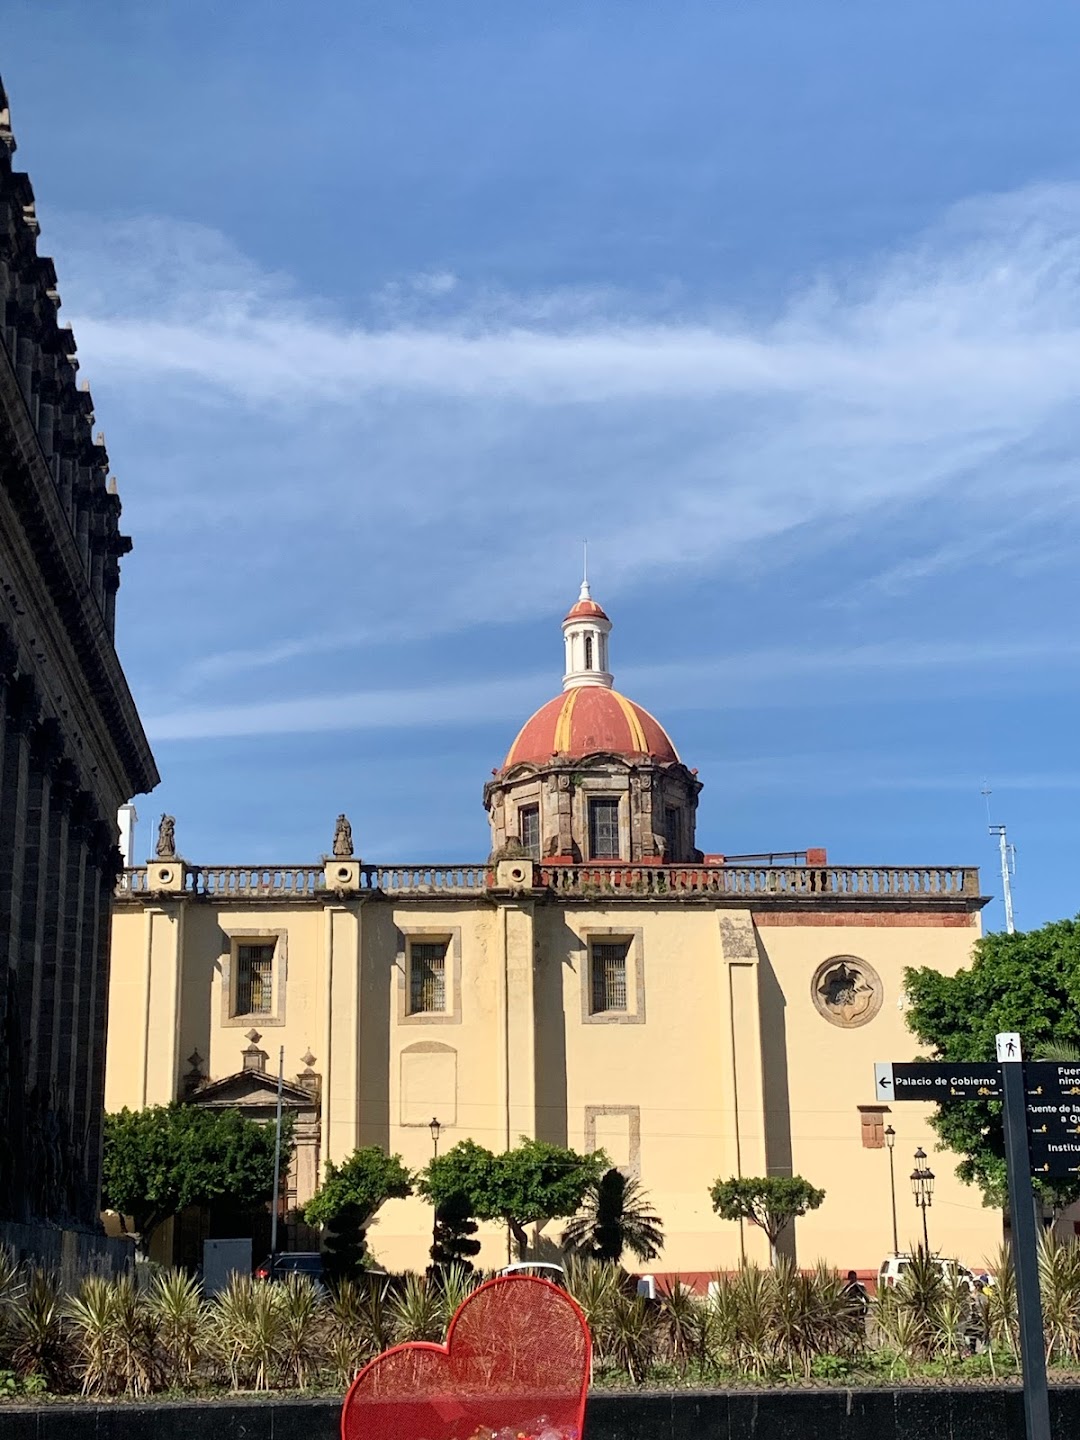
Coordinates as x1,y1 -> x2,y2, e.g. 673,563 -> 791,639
102,1104 -> 292,1248
562,1168 -> 665,1265
904,916 -> 1080,1206
709,1175 -> 825,1264
303,1146 -> 413,1275
420,1137 -> 605,1257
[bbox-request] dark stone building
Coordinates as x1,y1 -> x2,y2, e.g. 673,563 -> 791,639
0,77 -> 158,1235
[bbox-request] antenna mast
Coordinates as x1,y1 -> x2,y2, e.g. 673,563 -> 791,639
982,784 -> 1016,935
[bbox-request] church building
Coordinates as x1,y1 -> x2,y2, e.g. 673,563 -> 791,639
106,583 -> 999,1274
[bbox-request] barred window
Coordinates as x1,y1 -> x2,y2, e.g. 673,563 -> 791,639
591,940 -> 629,1013
236,942 -> 275,1016
520,805 -> 541,861
409,940 -> 448,1014
588,797 -> 620,860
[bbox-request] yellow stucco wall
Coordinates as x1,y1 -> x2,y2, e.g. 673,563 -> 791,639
106,881 -> 1001,1276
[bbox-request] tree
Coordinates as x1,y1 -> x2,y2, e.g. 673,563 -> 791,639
102,1104 -> 292,1252
904,916 -> 1080,1207
561,1168 -> 665,1264
709,1175 -> 825,1264
420,1137 -> 605,1260
429,1190 -> 482,1273
303,1146 -> 413,1275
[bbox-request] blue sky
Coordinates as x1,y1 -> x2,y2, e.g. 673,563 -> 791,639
4,1 -> 1079,930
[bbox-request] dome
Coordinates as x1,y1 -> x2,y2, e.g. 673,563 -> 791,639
564,595 -> 609,622
503,686 -> 679,769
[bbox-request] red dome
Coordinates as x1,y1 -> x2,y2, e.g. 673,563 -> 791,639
503,687 -> 679,769
564,597 -> 609,622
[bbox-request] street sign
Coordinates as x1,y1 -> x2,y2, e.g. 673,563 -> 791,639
873,1061 -> 1002,1101
1025,1061 -> 1080,1099
997,1032 -> 1022,1062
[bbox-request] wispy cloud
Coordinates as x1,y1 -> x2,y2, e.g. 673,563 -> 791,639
144,631 -> 1079,742
51,183 -> 1080,720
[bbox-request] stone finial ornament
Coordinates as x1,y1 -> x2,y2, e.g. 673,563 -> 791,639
155,814 -> 176,858
332,813 -> 354,858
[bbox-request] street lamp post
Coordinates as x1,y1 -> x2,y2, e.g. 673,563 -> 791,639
884,1124 -> 899,1254
910,1146 -> 935,1253
429,1118 -> 442,1260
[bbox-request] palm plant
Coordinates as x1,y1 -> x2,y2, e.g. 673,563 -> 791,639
431,1261 -> 479,1333
105,1274 -> 159,1397
326,1278 -> 373,1388
561,1170 -> 664,1264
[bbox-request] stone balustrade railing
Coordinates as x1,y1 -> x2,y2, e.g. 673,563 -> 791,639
537,864 -> 980,898
117,862 -> 979,902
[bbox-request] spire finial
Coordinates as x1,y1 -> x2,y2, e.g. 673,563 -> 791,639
579,539 -> 590,600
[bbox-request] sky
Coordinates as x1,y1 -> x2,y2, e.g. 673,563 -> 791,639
3,1 -> 1079,931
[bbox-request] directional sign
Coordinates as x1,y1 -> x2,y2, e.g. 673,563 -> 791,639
874,1061 -> 1002,1101
1025,1062 -> 1080,1100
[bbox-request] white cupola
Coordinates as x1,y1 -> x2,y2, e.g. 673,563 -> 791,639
561,578 -> 613,691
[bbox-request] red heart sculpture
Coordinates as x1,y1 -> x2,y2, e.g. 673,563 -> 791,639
341,1274 -> 591,1440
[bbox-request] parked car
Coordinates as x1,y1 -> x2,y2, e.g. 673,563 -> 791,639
878,1253 -> 976,1291
255,1252 -> 326,1286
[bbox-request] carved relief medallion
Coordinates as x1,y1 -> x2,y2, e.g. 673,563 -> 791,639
811,955 -> 883,1028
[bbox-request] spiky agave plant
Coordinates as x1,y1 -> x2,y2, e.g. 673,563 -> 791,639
893,1247 -> 945,1361
105,1273 -> 159,1397
431,1261 -> 479,1334
146,1269 -> 205,1389
326,1278 -> 371,1388
9,1268 -> 67,1391
702,1272 -> 740,1374
389,1273 -> 443,1344
656,1277 -> 704,1375
984,1243 -> 1018,1365
933,1276 -> 970,1373
209,1273 -> 260,1390
276,1273 -> 325,1389
563,1257 -> 620,1365
64,1276 -> 114,1396
733,1262 -> 773,1378
356,1273 -> 395,1357
605,1291 -> 656,1384
1037,1231 -> 1080,1364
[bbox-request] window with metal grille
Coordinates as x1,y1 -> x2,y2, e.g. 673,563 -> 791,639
588,797 -> 620,859
664,806 -> 680,861
236,942 -> 275,1015
591,940 -> 629,1013
409,940 -> 448,1014
520,805 -> 541,860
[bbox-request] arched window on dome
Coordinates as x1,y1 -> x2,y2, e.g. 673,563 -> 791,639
584,635 -> 594,670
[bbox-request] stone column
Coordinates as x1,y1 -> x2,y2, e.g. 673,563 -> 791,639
23,720 -> 63,1087
81,831 -> 121,1223
53,785 -> 90,1122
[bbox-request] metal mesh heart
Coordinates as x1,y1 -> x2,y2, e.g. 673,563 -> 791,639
340,1274 -> 591,1440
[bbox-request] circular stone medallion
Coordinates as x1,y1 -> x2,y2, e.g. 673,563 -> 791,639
811,955 -> 883,1028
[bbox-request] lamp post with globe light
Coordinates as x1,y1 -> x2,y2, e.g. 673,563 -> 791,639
910,1146 -> 935,1253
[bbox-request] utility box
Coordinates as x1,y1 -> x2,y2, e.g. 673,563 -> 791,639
203,1238 -> 252,1297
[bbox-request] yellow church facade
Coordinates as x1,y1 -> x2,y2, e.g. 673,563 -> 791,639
105,585 -> 1001,1276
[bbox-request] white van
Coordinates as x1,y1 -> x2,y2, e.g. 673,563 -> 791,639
878,1253 -> 975,1292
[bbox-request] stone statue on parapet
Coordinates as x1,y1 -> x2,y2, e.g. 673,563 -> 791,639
332,813 -> 354,858
156,814 -> 177,859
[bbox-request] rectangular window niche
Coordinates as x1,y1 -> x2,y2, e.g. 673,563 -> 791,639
579,927 -> 645,1025
584,1105 -> 641,1177
220,928 -> 288,1027
396,926 -> 462,1026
